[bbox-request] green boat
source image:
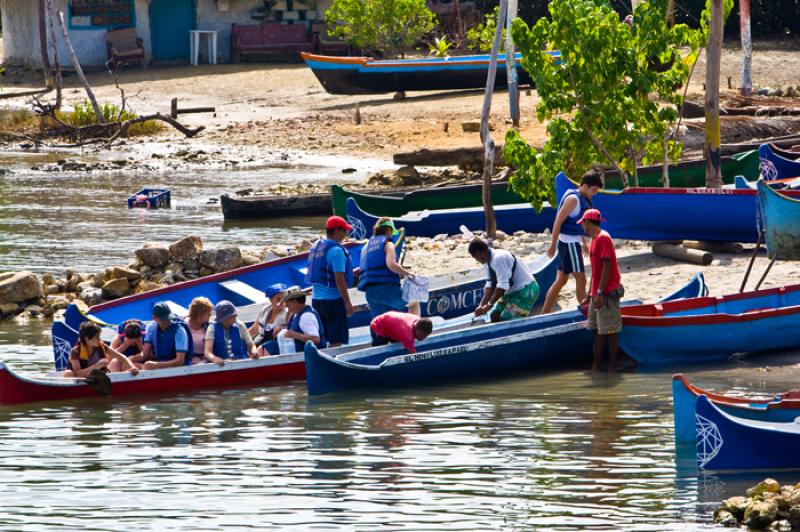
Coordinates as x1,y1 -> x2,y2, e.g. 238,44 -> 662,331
331,150 -> 760,217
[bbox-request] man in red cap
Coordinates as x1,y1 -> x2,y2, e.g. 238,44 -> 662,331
305,216 -> 355,347
579,208 -> 623,372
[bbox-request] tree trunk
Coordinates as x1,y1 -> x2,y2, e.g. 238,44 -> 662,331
480,0 -> 508,239
739,0 -> 752,96
661,136 -> 670,187
46,0 -> 63,110
667,0 -> 675,26
505,0 -> 520,128
56,10 -> 103,122
704,0 -> 724,189
38,0 -> 53,89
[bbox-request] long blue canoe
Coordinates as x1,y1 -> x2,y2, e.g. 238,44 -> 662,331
555,172 -> 772,243
758,142 -> 800,181
620,283 -> 800,365
757,178 -> 800,260
696,394 -> 800,471
301,52 -> 559,95
672,374 -> 800,444
345,197 -> 555,239
304,273 -> 707,396
51,251 -> 558,371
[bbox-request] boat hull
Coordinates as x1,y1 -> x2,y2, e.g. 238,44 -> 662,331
672,374 -> 800,444
620,284 -> 800,364
759,143 -> 800,181
305,273 -> 706,396
556,172 -> 800,243
0,356 -> 304,406
346,197 -> 555,239
757,178 -> 800,260
220,192 -> 332,219
695,395 -> 800,471
302,52 -> 536,95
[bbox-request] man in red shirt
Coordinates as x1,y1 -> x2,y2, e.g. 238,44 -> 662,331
370,311 -> 433,353
578,209 -> 623,372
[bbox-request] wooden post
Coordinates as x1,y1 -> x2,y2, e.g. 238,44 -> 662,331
56,10 -> 103,122
480,0 -> 508,239
704,0 -> 724,189
38,0 -> 53,89
661,136 -> 670,187
46,0 -> 63,109
505,0 -> 520,128
739,0 -> 752,96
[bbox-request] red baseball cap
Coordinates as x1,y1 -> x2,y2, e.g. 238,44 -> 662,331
577,208 -> 606,223
326,215 -> 353,231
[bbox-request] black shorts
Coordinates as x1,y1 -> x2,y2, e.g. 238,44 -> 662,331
557,240 -> 585,274
313,298 -> 349,345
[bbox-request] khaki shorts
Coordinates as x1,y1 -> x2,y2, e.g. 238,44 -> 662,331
587,294 -> 622,335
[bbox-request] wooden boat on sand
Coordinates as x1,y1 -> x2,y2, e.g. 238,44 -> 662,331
759,142 -> 800,181
757,178 -> 800,260
672,374 -> 800,444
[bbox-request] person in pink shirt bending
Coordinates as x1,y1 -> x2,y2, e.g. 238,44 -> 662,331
370,311 -> 433,353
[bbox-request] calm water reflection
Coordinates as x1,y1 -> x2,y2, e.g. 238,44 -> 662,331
4,322 -> 798,530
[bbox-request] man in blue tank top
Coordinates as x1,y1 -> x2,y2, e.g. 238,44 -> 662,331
540,174 -> 602,314
134,301 -> 189,370
306,216 -> 354,347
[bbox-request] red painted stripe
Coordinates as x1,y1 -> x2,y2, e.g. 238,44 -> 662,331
674,374 -> 800,410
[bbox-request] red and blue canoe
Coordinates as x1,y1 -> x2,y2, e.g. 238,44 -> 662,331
620,283 -> 800,365
301,51 -> 559,95
758,142 -> 800,181
672,374 -> 800,444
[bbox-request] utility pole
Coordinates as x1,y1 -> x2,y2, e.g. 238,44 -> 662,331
505,0 -> 519,127
704,0 -> 724,188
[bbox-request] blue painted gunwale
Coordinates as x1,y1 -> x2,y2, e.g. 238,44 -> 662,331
345,197 -> 556,239
555,172 -> 773,243
304,273 -> 707,396
695,395 -> 800,471
758,143 -> 800,181
619,283 -> 800,364
672,374 -> 800,444
757,178 -> 800,260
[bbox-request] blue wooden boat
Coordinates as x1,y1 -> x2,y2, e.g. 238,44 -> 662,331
345,197 -> 555,239
619,283 -> 800,365
301,52 -> 559,95
695,394 -> 800,471
556,172 -> 770,243
758,143 -> 800,181
757,178 -> 800,260
128,188 -> 171,209
672,374 -> 800,444
304,273 -> 707,396
52,248 -> 558,370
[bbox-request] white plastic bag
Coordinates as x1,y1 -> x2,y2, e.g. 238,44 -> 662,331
402,275 -> 430,303
276,329 -> 296,355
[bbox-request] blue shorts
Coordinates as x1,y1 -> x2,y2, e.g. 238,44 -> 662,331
557,240 -> 585,274
364,282 -> 407,319
312,298 -> 349,345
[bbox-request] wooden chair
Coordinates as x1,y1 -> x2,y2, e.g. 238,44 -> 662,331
106,28 -> 145,69
312,23 -> 350,55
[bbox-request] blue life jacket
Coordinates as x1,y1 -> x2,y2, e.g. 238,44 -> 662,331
153,319 -> 193,366
305,239 -> 354,288
357,236 -> 400,290
212,321 -> 249,360
559,189 -> 593,236
288,305 -> 327,352
116,319 -> 144,356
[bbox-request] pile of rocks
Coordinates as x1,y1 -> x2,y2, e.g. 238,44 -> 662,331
714,479 -> 800,530
0,235 -> 311,321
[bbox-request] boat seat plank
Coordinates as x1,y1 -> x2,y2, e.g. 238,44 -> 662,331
165,301 -> 189,318
219,279 -> 265,304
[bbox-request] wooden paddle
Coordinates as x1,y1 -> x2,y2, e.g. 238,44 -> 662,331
85,369 -> 112,396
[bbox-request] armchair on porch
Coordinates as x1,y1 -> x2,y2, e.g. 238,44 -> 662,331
106,28 -> 146,68
311,23 -> 351,56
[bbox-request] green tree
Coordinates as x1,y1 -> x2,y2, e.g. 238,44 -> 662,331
325,0 -> 438,58
503,0 -> 708,211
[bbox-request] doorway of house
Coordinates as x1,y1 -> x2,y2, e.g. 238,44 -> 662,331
150,0 -> 195,62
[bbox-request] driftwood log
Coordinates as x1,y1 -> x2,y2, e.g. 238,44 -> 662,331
652,243 -> 713,265
683,240 -> 745,254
